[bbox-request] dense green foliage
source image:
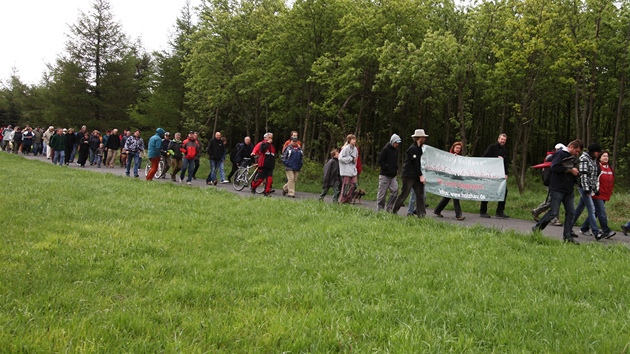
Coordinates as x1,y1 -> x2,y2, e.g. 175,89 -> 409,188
4,152 -> 630,352
2,0 -> 630,188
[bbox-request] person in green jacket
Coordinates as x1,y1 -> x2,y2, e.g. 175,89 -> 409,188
50,128 -> 67,166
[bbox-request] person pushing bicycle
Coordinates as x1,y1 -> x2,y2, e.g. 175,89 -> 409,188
251,132 -> 276,197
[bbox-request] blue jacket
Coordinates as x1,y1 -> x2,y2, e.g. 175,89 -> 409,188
148,128 -> 165,158
282,144 -> 303,171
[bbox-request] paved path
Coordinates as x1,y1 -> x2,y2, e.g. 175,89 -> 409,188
23,153 -> 629,245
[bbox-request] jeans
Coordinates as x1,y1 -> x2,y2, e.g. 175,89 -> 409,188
33,142 -> 42,155
181,158 -> 195,182
89,148 -> 96,164
126,151 -> 141,177
53,150 -> 65,166
407,189 -> 426,215
573,187 -> 600,234
590,199 -> 611,234
70,144 -> 77,163
207,159 -> 221,183
376,175 -> 398,212
535,190 -> 575,239
219,160 -> 226,181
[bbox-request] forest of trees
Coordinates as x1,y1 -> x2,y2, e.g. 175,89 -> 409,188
1,0 -> 629,190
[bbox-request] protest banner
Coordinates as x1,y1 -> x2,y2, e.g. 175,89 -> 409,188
421,145 -> 506,201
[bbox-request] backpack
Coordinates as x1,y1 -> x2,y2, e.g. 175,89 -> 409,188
542,167 -> 551,186
541,152 -> 554,186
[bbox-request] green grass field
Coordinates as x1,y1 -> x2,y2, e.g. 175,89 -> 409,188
3,154 -> 630,352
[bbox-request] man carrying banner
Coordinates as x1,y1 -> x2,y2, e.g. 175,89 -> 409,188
480,133 -> 510,218
392,129 -> 428,218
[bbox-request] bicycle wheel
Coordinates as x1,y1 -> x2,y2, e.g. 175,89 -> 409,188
232,168 -> 247,191
156,160 -> 165,178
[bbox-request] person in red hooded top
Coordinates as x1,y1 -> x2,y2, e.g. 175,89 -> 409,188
251,132 -> 276,196
179,131 -> 199,185
591,150 -> 616,239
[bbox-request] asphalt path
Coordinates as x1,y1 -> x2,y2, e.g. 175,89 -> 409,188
22,153 -> 630,245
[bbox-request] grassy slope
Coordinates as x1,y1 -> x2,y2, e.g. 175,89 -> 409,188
2,154 -> 630,352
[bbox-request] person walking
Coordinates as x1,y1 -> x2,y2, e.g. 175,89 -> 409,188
250,133 -> 276,196
572,143 -> 602,239
282,136 -> 304,198
77,132 -> 90,167
589,150 -> 616,239
339,134 -> 359,204
228,136 -> 253,182
50,128 -> 66,166
2,125 -> 13,152
531,143 -> 564,226
376,134 -> 401,212
319,149 -> 341,202
532,139 -> 583,244
479,133 -> 510,218
392,129 -> 428,218
146,128 -> 166,181
105,129 -> 121,168
124,130 -> 145,178
206,131 -> 225,185
64,128 -> 77,165
169,133 -> 183,181
32,126 -> 43,155
433,141 -> 466,220
180,131 -> 199,185
160,132 -> 172,178
42,126 -> 54,158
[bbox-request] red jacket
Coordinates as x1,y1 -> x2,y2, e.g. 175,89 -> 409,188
181,138 -> 199,160
252,140 -> 276,169
593,163 -> 614,201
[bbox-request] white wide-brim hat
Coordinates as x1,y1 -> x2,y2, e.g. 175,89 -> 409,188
411,129 -> 428,138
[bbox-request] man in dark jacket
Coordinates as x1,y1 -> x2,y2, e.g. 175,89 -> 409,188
228,136 -> 253,182
281,137 -> 304,198
206,131 -> 225,185
532,139 -> 583,244
64,128 -> 77,165
319,149 -> 341,202
392,129 -> 428,217
376,133 -> 401,212
168,132 -> 183,181
480,133 -> 510,218
105,129 -> 121,168
50,128 -> 66,166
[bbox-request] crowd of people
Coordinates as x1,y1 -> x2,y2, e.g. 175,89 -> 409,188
2,123 -> 628,243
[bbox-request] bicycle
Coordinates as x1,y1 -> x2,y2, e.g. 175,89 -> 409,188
144,156 -> 165,179
232,158 -> 264,193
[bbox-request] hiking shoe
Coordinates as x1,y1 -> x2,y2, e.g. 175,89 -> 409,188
580,230 -> 594,237
495,213 -> 510,219
433,212 -> 443,218
186,181 -> 192,186
603,231 -> 616,239
571,231 -> 579,238
480,213 -> 491,218
552,218 -> 562,226
250,187 -> 256,194
456,215 -> 466,221
531,209 -> 539,222
282,189 -> 288,196
622,225 -> 629,236
563,237 -> 580,245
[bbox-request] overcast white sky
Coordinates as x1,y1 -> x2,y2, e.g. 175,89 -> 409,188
0,0 -> 202,86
